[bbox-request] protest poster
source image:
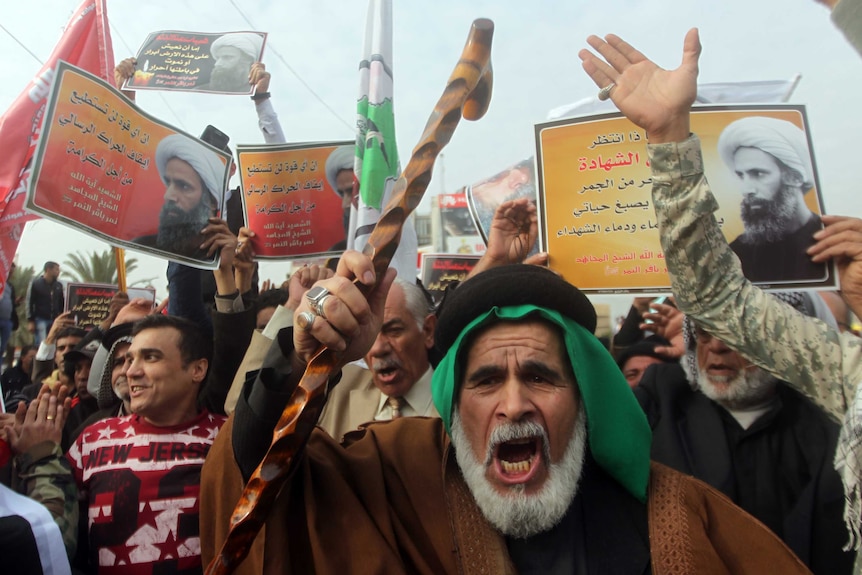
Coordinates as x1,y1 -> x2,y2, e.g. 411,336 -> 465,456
65,282 -> 156,330
27,61 -> 232,269
237,141 -> 352,259
535,104 -> 834,293
123,30 -> 267,95
466,158 -> 537,252
437,192 -> 485,255
420,254 -> 480,304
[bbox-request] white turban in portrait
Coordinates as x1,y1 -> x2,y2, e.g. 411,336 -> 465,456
210,32 -> 264,61
717,116 -> 814,190
155,134 -> 226,204
325,145 -> 355,196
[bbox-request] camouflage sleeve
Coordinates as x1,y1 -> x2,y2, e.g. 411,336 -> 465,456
647,134 -> 862,419
832,0 -> 862,59
14,440 -> 79,559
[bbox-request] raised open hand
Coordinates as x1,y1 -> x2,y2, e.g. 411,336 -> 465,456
579,29 -> 701,143
468,197 -> 542,279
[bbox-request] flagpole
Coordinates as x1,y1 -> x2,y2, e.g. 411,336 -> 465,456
114,247 -> 126,292
206,17 -> 495,575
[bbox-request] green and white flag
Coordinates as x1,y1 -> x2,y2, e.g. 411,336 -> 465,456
349,0 -> 417,278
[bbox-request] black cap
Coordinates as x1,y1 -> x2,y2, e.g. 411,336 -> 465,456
434,264 -> 596,358
614,335 -> 674,368
63,338 -> 101,364
101,322 -> 135,354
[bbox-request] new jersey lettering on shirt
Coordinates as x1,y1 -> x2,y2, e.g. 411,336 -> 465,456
67,411 -> 226,574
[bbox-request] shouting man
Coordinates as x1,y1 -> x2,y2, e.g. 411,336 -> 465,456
317,277 -> 438,440
201,257 -> 810,574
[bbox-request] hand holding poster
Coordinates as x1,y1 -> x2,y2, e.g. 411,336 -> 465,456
535,105 -> 834,292
27,62 -> 232,268
122,30 -> 267,95
238,142 -> 351,259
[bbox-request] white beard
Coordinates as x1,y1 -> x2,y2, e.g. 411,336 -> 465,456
450,406 -> 587,539
697,366 -> 778,410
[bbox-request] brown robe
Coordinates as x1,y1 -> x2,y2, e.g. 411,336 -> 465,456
200,416 -> 811,575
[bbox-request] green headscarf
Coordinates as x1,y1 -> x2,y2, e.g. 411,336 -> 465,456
432,304 -> 651,502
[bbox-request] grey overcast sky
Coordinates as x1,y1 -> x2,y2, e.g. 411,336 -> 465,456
1,0 -> 859,317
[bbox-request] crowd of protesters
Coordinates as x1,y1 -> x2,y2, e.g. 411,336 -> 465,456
4,1 -> 862,573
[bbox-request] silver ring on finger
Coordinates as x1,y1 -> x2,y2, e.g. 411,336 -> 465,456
598,82 -> 616,101
296,311 -> 316,332
315,295 -> 333,321
305,286 -> 330,318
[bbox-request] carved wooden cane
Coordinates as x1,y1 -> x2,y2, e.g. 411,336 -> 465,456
206,18 -> 494,575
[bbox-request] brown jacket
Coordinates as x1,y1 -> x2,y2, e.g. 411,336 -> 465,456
200,416 -> 811,575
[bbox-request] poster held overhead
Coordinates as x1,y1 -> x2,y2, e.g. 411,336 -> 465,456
122,30 -> 267,95
535,104 -> 834,293
237,141 -> 351,259
27,61 -> 232,269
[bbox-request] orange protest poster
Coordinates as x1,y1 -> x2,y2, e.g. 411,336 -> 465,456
536,105 -> 834,293
27,61 -> 232,268
238,142 -> 351,259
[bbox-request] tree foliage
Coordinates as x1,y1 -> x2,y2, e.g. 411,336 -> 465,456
63,249 -> 140,285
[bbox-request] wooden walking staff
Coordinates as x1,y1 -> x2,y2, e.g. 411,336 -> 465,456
206,18 -> 495,575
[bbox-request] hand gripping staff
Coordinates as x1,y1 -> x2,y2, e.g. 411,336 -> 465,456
206,18 -> 494,575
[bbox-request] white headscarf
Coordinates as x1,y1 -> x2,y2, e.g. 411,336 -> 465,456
210,32 -> 263,60
325,145 -> 354,196
717,116 -> 814,190
155,134 -> 226,204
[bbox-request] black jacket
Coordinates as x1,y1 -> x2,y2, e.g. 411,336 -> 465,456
635,362 -> 853,575
27,276 -> 63,321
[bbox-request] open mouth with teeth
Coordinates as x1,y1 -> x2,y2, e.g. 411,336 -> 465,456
373,362 -> 401,385
129,385 -> 149,397
493,437 -> 542,484
376,365 -> 398,377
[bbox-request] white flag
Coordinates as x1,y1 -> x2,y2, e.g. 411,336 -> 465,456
349,0 -> 418,278
547,76 -> 801,121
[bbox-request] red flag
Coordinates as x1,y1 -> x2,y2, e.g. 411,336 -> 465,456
0,0 -> 114,293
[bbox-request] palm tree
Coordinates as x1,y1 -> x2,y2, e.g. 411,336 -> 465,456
63,249 -> 142,284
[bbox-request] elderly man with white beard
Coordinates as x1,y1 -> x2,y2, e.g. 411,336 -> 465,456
635,292 -> 853,574
717,116 -> 828,283
133,133 -> 226,260
200,254 -> 811,574
195,32 -> 264,93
